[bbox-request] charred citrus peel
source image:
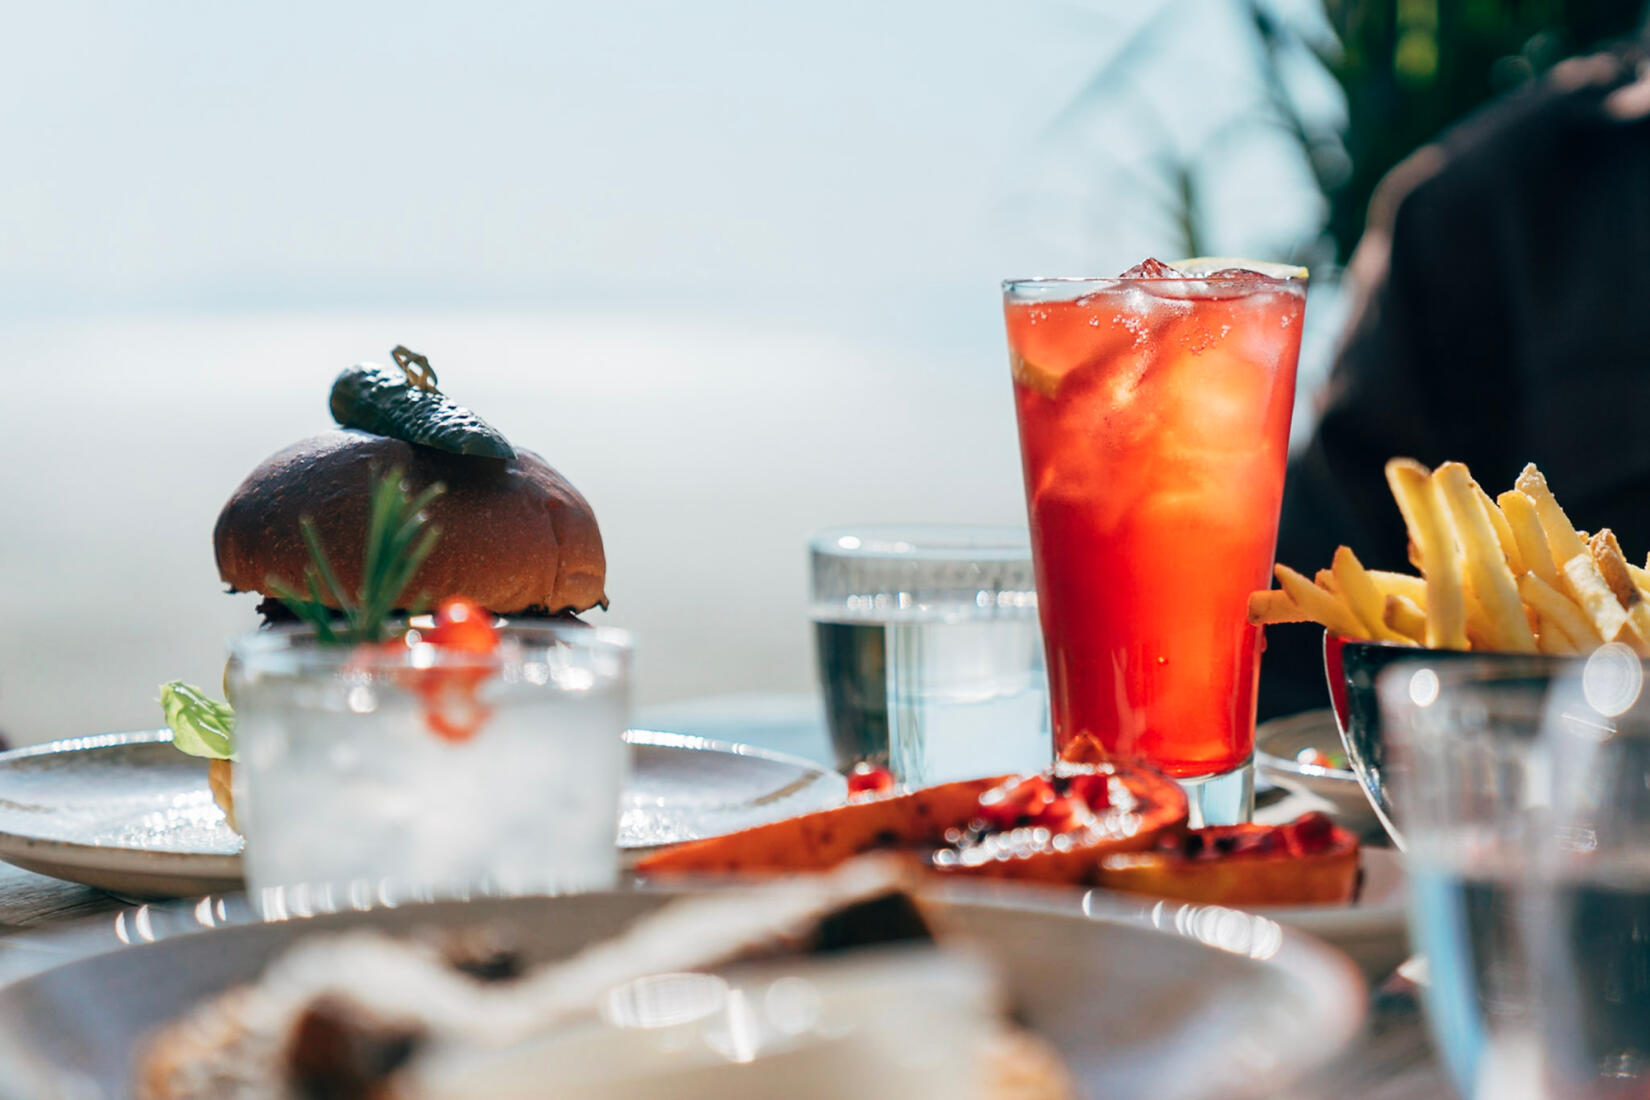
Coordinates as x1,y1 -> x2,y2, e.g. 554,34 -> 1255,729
1094,811 -> 1360,907
634,776 -> 1008,875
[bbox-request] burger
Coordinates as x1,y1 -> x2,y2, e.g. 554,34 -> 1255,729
161,347 -> 606,830
215,428 -> 606,626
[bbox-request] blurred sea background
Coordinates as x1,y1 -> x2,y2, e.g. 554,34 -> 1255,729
1,1 -> 1638,743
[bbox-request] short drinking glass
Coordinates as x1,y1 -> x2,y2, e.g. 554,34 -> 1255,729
1380,648 -> 1650,1098
809,526 -> 1050,787
229,622 -> 633,914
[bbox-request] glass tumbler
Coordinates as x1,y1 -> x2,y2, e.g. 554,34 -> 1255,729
229,621 -> 633,915
809,526 -> 1049,788
1379,647 -> 1650,1098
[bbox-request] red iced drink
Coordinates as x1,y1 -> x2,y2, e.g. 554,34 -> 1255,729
1004,260 -> 1304,779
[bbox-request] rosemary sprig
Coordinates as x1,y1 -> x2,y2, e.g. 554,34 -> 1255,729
267,467 -> 445,645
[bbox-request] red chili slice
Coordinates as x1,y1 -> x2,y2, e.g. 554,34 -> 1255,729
407,597 -> 499,743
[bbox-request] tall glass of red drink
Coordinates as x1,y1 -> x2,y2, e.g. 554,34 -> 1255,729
1003,259 -> 1306,824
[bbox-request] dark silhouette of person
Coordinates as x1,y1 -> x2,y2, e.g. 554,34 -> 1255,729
1260,43 -> 1650,721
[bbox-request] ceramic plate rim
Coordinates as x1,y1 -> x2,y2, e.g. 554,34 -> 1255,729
1255,708 -> 1358,783
0,728 -> 842,879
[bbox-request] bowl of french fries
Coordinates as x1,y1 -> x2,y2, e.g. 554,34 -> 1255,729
1249,458 -> 1650,846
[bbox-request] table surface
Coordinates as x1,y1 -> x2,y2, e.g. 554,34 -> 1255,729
0,695 -> 1456,1099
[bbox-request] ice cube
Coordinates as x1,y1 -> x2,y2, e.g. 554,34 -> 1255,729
1182,268 -> 1279,300
1119,258 -> 1187,280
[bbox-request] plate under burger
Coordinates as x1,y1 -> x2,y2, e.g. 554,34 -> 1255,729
0,729 -> 846,898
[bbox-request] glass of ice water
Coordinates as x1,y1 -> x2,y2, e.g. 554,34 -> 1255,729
1379,648 -> 1650,1098
229,621 -> 632,915
809,526 -> 1050,787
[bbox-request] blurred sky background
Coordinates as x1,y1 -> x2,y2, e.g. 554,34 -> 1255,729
0,0 -> 1576,742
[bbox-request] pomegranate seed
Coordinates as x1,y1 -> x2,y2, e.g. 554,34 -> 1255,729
1029,794 -> 1084,833
1066,772 -> 1111,811
847,763 -> 895,796
976,776 -> 1056,830
1289,812 -> 1337,854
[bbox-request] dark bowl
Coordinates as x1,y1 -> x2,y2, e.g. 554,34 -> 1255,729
1321,633 -> 1572,849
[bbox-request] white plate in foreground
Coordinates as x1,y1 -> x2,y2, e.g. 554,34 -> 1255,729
0,885 -> 1365,1100
0,730 -> 845,898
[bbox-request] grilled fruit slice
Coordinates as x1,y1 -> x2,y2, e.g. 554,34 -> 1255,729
930,766 -> 1187,883
1095,812 -> 1360,907
635,777 -> 1007,875
637,764 -> 1189,886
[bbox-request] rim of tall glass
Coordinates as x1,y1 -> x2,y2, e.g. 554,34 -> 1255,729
809,524 -> 1031,563
231,621 -> 635,674
1003,270 -> 1308,300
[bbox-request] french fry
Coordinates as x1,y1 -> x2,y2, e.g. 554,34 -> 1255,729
1247,588 -> 1307,626
1515,464 -> 1590,568
1519,572 -> 1606,648
1517,465 -> 1631,644
1590,529 -> 1638,607
1274,563 -> 1365,639
1590,530 -> 1650,655
1385,459 -> 1468,649
1331,546 -> 1412,644
1559,555 -> 1629,644
1498,489 -> 1562,592
1627,561 -> 1650,600
1434,463 -> 1536,652
1261,458 -> 1647,659
1475,483 -> 1524,575
1535,612 -> 1581,656
1369,570 -> 1428,608
1383,594 -> 1427,643
1462,591 -> 1498,651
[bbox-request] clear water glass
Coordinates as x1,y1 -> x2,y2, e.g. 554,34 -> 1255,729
1378,648 -> 1650,1098
229,622 -> 633,916
809,525 -> 1050,787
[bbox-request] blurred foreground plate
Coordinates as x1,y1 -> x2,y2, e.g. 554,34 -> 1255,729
0,884 -> 1364,1100
0,730 -> 845,898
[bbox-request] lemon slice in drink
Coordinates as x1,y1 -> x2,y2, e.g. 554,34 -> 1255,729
1170,257 -> 1309,280
1011,352 -> 1066,399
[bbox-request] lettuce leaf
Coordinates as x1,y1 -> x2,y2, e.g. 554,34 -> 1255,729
159,681 -> 236,760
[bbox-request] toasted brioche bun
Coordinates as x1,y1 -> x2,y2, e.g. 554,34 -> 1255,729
214,430 -> 606,615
